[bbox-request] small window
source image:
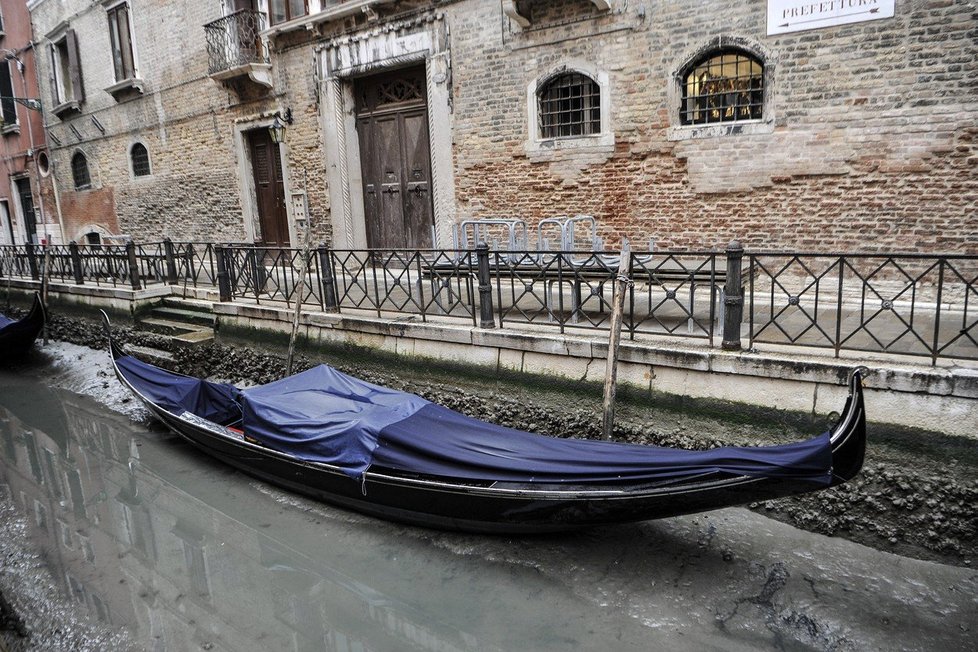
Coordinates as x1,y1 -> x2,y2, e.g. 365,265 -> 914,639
681,50 -> 763,126
130,142 -> 150,176
269,0 -> 308,26
107,2 -> 137,82
49,29 -> 85,108
537,72 -> 600,139
0,61 -> 16,128
37,151 -> 50,175
71,152 -> 91,190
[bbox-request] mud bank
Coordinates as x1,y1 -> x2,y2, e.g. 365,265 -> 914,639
22,309 -> 978,565
0,496 -> 140,652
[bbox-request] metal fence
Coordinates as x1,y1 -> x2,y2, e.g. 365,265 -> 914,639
2,240 -> 975,364
747,252 -> 978,364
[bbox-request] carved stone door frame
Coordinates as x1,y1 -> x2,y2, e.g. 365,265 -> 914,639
318,14 -> 455,250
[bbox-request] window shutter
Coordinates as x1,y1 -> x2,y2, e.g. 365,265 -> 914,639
66,29 -> 85,103
48,44 -> 59,104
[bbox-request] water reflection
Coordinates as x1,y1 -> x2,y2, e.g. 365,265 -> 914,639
0,379 -> 659,652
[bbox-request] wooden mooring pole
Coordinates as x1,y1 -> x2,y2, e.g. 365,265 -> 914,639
601,240 -> 631,440
286,171 -> 311,376
41,234 -> 52,345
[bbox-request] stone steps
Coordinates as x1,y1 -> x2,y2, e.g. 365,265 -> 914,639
137,298 -> 217,349
126,343 -> 176,364
150,306 -> 216,327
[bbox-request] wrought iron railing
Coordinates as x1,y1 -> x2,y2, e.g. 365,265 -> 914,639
748,253 -> 978,364
2,240 -> 975,364
204,9 -> 268,75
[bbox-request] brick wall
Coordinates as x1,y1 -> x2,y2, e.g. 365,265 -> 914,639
444,0 -> 978,253
27,0 -> 978,254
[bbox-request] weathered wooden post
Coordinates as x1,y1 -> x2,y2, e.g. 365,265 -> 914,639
215,245 -> 232,302
601,240 -> 631,440
69,241 -> 84,285
476,242 -> 495,328
318,243 -> 338,311
125,241 -> 142,290
287,211 -> 314,376
41,236 -> 52,344
163,237 -> 178,285
721,240 -> 744,351
25,242 -> 39,280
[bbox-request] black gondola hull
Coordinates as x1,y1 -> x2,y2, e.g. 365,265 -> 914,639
0,294 -> 45,363
118,355 -> 867,534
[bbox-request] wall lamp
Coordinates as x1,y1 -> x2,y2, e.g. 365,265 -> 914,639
268,108 -> 293,144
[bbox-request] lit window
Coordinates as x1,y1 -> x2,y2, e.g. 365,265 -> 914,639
537,72 -> 600,139
681,50 -> 763,126
107,2 -> 137,82
72,152 -> 91,190
130,143 -> 151,176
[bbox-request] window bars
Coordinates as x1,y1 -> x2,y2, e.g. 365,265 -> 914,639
71,152 -> 91,190
131,143 -> 151,177
538,72 -> 601,139
681,51 -> 763,125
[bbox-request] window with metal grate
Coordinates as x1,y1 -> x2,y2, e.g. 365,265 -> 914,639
538,72 -> 601,139
131,142 -> 151,177
72,152 -> 91,190
681,50 -> 763,126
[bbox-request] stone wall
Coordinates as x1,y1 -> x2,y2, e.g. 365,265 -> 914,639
29,0 -> 268,244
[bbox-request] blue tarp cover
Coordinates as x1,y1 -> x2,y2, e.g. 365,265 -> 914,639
120,356 -> 833,485
372,404 -> 832,484
116,356 -> 241,425
239,365 -> 429,478
0,314 -> 14,329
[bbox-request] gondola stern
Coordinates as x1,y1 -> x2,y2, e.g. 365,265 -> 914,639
100,310 -> 127,363
828,367 -> 868,484
28,292 -> 46,327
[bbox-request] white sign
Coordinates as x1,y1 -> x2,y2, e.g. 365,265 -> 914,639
291,191 -> 308,225
767,0 -> 895,35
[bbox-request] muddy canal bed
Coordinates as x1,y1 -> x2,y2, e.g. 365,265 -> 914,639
0,314 -> 976,650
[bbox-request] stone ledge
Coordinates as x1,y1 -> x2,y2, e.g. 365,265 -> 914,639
203,302 -> 978,429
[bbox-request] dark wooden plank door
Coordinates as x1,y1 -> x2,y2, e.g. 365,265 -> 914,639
15,179 -> 36,243
247,128 -> 289,248
355,66 -> 434,250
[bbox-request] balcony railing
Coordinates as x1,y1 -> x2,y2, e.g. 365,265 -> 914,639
204,9 -> 269,76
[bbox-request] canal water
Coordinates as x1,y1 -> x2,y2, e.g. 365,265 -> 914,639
1,352 -> 976,651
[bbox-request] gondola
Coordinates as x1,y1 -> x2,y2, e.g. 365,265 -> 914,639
103,312 -> 866,534
0,293 -> 45,363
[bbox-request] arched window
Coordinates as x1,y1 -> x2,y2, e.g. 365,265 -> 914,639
130,142 -> 151,176
681,50 -> 763,126
537,72 -> 601,139
71,152 -> 91,190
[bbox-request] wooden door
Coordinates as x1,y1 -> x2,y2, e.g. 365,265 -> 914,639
355,66 -> 434,250
247,128 -> 289,248
15,179 -> 36,244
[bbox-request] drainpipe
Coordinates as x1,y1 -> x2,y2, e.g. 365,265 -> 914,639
25,41 -> 65,244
